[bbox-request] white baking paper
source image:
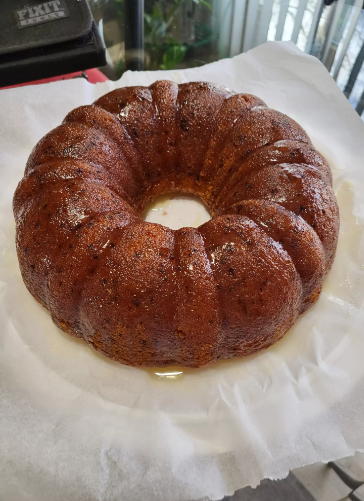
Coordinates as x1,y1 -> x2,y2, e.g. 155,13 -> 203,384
1,41 -> 364,501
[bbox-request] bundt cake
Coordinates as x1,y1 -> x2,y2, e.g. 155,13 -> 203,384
13,81 -> 339,368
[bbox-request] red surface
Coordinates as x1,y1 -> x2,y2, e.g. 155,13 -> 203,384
1,68 -> 108,89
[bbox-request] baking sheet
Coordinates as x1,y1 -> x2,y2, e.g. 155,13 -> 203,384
1,41 -> 364,501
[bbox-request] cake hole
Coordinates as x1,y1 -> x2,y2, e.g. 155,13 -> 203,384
142,193 -> 211,230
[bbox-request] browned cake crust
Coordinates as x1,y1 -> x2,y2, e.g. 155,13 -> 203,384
13,81 -> 339,368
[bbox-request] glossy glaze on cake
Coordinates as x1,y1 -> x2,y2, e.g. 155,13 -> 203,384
13,81 -> 339,368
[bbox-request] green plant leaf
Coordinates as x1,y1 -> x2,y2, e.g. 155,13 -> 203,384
166,37 -> 181,45
192,0 -> 212,10
152,4 -> 164,21
156,21 -> 167,38
161,44 -> 187,70
199,0 -> 212,10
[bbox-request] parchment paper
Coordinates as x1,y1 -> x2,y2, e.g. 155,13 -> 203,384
1,41 -> 364,501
